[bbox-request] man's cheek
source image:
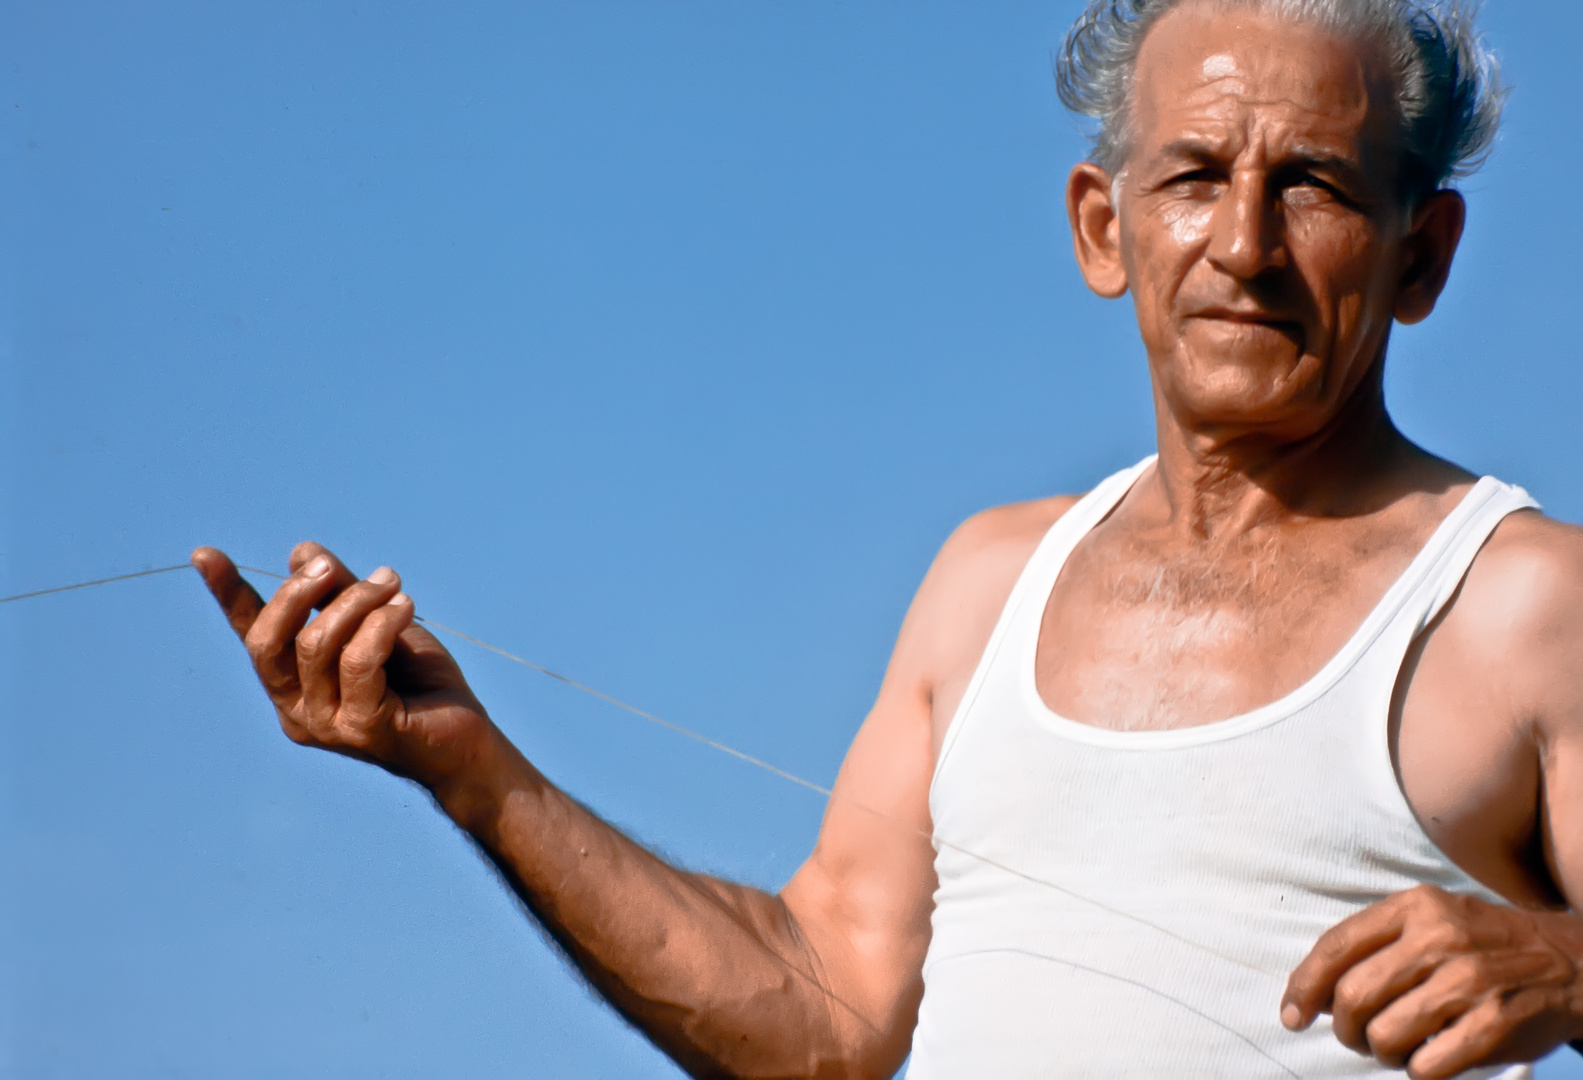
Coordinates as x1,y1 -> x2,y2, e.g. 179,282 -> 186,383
1128,286 -> 1180,358
1159,200 -> 1215,249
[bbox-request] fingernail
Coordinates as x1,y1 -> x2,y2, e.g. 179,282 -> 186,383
390,593 -> 410,607
1281,1003 -> 1303,1031
305,555 -> 331,577
368,566 -> 397,585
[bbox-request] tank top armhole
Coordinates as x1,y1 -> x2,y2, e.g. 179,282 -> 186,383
930,457 -> 1157,794
1361,480 -> 1543,881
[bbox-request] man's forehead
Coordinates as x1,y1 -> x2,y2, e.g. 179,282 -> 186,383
1130,4 -> 1387,161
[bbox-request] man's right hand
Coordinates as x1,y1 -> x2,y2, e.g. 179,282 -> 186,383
188,514 -> 962,1079
191,542 -> 501,799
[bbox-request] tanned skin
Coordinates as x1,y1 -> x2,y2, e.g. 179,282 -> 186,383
194,4 -> 1583,1077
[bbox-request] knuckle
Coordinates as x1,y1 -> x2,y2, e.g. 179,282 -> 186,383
1408,883 -> 1448,910
305,701 -> 338,727
1441,921 -> 1474,953
1366,1021 -> 1409,1067
295,624 -> 326,658
1331,968 -> 1380,1016
1332,979 -> 1367,1017
349,581 -> 385,608
1418,916 -> 1470,956
1443,953 -> 1484,992
341,645 -> 383,678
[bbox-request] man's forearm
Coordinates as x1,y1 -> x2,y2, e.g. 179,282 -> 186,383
430,725 -> 863,1079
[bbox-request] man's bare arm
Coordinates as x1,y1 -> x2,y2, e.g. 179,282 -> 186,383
1283,515 -> 1583,1078
191,510 -> 1054,1078
433,729 -> 871,1078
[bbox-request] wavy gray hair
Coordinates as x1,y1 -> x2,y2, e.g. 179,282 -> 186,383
1055,0 -> 1505,202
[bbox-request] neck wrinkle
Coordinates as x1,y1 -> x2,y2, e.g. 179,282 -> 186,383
1146,362 -> 1413,542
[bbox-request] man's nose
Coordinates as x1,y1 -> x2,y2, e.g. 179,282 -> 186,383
1205,171 -> 1288,279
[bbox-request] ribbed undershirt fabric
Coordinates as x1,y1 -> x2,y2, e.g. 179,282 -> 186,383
907,458 -> 1541,1079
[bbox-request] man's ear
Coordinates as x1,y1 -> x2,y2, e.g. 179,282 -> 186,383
1394,189 -> 1465,326
1067,162 -> 1129,299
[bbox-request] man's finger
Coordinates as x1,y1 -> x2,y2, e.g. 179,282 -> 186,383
191,547 -> 267,640
1326,935 -> 1443,1053
1284,897 -> 1410,1029
339,594 -> 415,719
1380,947 -> 1563,1076
288,540 -> 340,577
1404,994 -> 1510,1080
296,568 -> 403,720
244,553 -> 345,698
1356,954 -> 1483,1067
286,542 -> 362,604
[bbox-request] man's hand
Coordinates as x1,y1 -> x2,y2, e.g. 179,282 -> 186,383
1282,884 -> 1583,1078
192,543 -> 499,798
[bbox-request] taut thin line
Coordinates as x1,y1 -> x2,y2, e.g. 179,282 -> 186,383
0,564 -> 193,604
6,560 -> 1284,985
418,617 -> 835,799
231,570 -> 833,795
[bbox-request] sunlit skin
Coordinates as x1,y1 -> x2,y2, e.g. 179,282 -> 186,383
194,3 -> 1583,1077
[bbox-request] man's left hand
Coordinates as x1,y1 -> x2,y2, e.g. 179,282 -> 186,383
1282,884 -> 1583,1078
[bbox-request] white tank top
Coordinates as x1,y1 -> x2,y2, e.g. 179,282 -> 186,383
908,458 -> 1542,1079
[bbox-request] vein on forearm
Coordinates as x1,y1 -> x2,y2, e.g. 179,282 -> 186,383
458,773 -> 874,1078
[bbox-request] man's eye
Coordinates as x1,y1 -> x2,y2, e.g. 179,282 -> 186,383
1285,178 -> 1342,204
1162,170 -> 1221,194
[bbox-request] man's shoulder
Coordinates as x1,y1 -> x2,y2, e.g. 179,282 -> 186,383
906,493 -> 1082,631
1446,509 -> 1583,717
944,494 -> 1085,560
895,493 -> 1085,711
1464,510 -> 1583,625
929,493 -> 1085,589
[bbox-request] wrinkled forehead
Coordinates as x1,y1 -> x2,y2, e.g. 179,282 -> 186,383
1130,3 -> 1397,165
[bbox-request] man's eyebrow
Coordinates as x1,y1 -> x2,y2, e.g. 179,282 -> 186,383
1283,150 -> 1365,175
1153,139 -> 1231,164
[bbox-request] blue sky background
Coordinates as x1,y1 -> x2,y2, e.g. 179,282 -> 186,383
4,1 -> 1581,1076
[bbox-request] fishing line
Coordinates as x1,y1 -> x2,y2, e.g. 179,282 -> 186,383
414,616 -> 1277,979
0,560 -> 1282,975
1,560 -> 1304,1071
0,563 -> 195,604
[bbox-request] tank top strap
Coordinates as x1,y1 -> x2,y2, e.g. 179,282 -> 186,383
1015,456 -> 1158,601
933,456 -> 1156,779
1376,477 -> 1542,642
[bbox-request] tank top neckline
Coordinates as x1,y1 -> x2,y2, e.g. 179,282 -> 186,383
1019,459 -> 1506,751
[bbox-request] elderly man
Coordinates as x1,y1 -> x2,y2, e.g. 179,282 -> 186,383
194,0 -> 1583,1076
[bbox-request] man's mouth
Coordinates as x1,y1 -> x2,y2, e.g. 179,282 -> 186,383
1187,310 -> 1306,346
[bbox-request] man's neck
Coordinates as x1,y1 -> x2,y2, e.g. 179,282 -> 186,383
1146,372 -> 1455,543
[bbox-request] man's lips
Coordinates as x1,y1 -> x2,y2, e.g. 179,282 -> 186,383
1186,310 -> 1306,341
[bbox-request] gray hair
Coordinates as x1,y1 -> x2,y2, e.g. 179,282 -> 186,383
1055,0 -> 1505,201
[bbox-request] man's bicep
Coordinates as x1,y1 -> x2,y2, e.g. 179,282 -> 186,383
1540,681 -> 1583,905
777,499 -> 1073,1063
779,668 -> 938,1055
780,513 -> 1026,973
1498,521 -> 1583,905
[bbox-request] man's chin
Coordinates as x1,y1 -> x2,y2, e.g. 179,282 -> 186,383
1156,365 -> 1334,436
